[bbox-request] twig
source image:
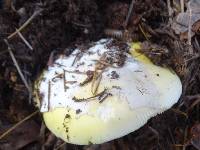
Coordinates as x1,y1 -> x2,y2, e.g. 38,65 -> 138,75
0,110 -> 39,140
7,8 -> 43,39
80,71 -> 94,86
167,0 -> 173,24
28,78 -> 33,103
99,92 -> 112,103
44,133 -> 56,148
71,52 -> 83,66
124,0 -> 134,28
91,70 -> 102,95
182,126 -> 188,150
174,144 -> 185,148
167,127 -> 175,144
92,59 -> 119,68
186,54 -> 200,62
187,2 -> 194,55
180,0 -> 184,13
64,69 -> 87,75
48,81 -> 51,111
73,88 -> 108,102
54,142 -> 66,150
4,39 -> 32,99
10,0 -> 17,12
15,28 -> 33,50
47,51 -> 56,67
186,94 -> 200,100
188,2 -> 192,47
139,24 -> 150,41
72,21 -> 91,28
39,122 -> 46,145
63,70 -> 67,92
171,108 -> 188,118
52,73 -> 64,82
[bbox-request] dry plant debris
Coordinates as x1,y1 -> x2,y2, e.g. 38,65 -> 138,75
0,0 -> 200,149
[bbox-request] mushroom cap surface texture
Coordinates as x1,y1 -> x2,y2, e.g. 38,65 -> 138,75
35,39 -> 182,145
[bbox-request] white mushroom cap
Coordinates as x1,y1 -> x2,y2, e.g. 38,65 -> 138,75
35,39 -> 182,145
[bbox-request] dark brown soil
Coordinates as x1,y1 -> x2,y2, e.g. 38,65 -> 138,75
0,0 -> 200,150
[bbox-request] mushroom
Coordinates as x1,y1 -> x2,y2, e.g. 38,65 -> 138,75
34,39 -> 182,145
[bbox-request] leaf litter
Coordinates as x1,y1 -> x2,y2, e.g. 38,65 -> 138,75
0,0 -> 200,149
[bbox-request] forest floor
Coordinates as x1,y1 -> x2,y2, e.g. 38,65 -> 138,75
0,0 -> 200,150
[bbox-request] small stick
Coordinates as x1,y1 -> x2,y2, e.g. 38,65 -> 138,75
27,78 -> 33,103
72,21 -> 91,28
167,0 -> 173,24
171,108 -> 188,118
0,110 -> 39,140
124,0 -> 134,28
4,39 -> 32,98
91,71 -> 102,95
64,69 -> 87,75
65,81 -> 77,84
15,28 -> 33,50
180,0 -> 184,13
188,2 -> 192,46
187,2 -> 193,54
92,59 -> 119,68
52,73 -> 64,82
80,71 -> 94,86
73,88 -> 107,102
71,52 -> 83,66
48,81 -> 51,111
138,24 -> 150,41
7,8 -> 43,39
63,70 -> 67,92
39,122 -> 46,144
47,51 -> 56,67
167,127 -> 175,144
54,142 -> 66,150
99,92 -> 112,103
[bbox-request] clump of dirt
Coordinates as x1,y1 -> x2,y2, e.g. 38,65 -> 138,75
0,0 -> 200,150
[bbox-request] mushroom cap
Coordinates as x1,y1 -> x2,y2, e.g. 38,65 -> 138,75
35,39 -> 182,145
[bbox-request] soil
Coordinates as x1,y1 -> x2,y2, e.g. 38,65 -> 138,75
0,0 -> 200,150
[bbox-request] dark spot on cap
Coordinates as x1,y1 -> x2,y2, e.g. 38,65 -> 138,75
111,71 -> 119,79
88,141 -> 93,145
64,114 -> 71,119
112,85 -> 121,90
42,77 -> 46,81
65,127 -> 69,132
76,109 -> 82,114
67,135 -> 70,141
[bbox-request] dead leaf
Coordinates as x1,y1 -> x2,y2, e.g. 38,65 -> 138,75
172,0 -> 200,38
192,20 -> 200,33
189,124 -> 200,150
0,120 -> 40,150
